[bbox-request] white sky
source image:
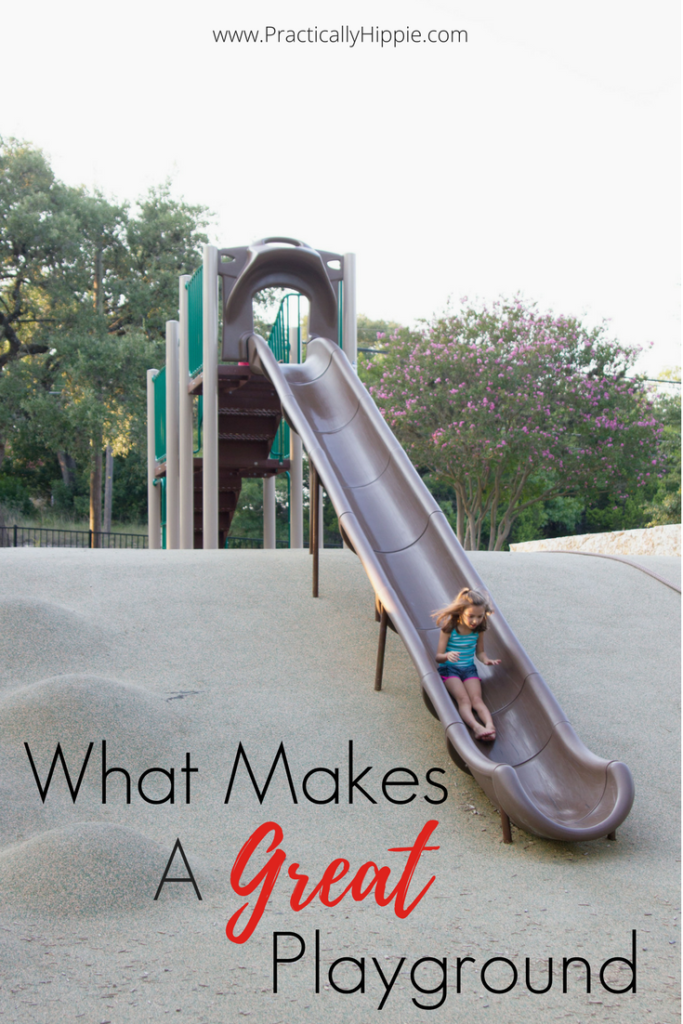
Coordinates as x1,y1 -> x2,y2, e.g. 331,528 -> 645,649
4,0 -> 681,374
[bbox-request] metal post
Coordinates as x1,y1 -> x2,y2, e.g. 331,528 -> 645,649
103,446 -> 114,534
289,320 -> 303,550
147,368 -> 161,549
342,252 -> 357,372
165,320 -> 180,549
178,274 -> 193,549
308,456 -> 313,555
202,244 -> 219,549
290,431 -> 303,548
374,607 -> 389,691
263,475 -> 276,549
311,462 -> 319,597
318,483 -> 324,550
89,444 -> 102,547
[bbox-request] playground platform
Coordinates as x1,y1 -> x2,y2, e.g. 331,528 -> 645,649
0,548 -> 678,1023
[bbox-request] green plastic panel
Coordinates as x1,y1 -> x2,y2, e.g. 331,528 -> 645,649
153,368 -> 166,462
267,294 -> 303,460
187,265 -> 203,377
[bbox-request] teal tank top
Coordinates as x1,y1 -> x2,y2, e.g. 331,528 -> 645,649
444,629 -> 478,667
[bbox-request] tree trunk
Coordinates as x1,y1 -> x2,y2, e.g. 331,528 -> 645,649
494,517 -> 516,551
57,451 -> 77,489
103,446 -> 114,533
488,477 -> 501,551
90,443 -> 103,547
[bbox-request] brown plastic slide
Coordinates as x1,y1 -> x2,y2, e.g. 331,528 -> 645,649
248,332 -> 635,842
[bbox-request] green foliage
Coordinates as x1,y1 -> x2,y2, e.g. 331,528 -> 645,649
0,138 -> 215,522
365,297 -> 664,550
50,476 -> 83,517
357,318 -> 420,386
228,477 -> 291,542
642,384 -> 681,526
0,471 -> 33,517
228,463 -> 341,546
510,496 -> 588,544
252,288 -> 293,340
44,449 -> 148,525
2,323 -> 156,458
0,448 -> 61,502
110,449 -> 148,523
356,314 -> 409,357
0,138 -> 114,369
116,181 -> 212,340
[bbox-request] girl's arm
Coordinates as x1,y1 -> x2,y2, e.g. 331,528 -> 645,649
436,629 -> 459,663
476,633 -> 501,666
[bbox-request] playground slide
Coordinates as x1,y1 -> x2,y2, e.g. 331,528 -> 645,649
248,332 -> 635,842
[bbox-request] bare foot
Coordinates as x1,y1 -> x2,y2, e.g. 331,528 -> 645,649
474,726 -> 496,742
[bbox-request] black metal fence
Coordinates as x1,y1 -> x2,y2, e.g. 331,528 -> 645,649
1,526 -> 344,550
0,525 -> 148,549
225,536 -> 289,549
226,533 -> 344,549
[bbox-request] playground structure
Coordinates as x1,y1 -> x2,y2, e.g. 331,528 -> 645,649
147,238 -> 635,844
147,240 -> 355,551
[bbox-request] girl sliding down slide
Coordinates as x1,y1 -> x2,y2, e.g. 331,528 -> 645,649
433,588 -> 500,742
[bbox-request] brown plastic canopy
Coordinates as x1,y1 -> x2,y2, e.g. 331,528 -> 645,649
226,240 -> 635,842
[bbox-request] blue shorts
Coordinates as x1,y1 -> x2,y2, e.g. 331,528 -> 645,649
438,663 -> 480,682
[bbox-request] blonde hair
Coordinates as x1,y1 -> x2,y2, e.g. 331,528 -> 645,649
432,587 -> 494,633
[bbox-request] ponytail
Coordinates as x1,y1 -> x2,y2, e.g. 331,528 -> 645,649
432,587 -> 493,632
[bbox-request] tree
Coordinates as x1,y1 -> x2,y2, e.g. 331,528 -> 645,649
113,181 -> 211,340
0,139 -> 215,529
0,139 -> 104,376
0,317 -> 155,522
0,137 -> 127,520
355,314 -> 406,354
365,298 -> 664,550
644,372 -> 681,526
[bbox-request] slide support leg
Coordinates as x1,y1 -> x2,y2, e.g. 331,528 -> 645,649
607,830 -> 616,841
263,475 -> 276,549
374,606 -> 389,691
290,431 -> 303,548
501,810 -> 513,844
311,462 -> 319,597
309,460 -> 314,554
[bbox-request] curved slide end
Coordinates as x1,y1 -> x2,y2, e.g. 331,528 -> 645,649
489,758 -> 635,842
443,711 -> 635,842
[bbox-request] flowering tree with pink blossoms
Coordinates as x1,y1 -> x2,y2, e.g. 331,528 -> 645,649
365,299 -> 663,550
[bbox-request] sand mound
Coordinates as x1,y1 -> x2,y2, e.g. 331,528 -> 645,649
0,776 -> 62,845
0,674 -> 184,752
0,598 -> 111,687
0,822 -> 172,914
0,676 -> 188,822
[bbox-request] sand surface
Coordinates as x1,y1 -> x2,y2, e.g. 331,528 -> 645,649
0,549 -> 679,1023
